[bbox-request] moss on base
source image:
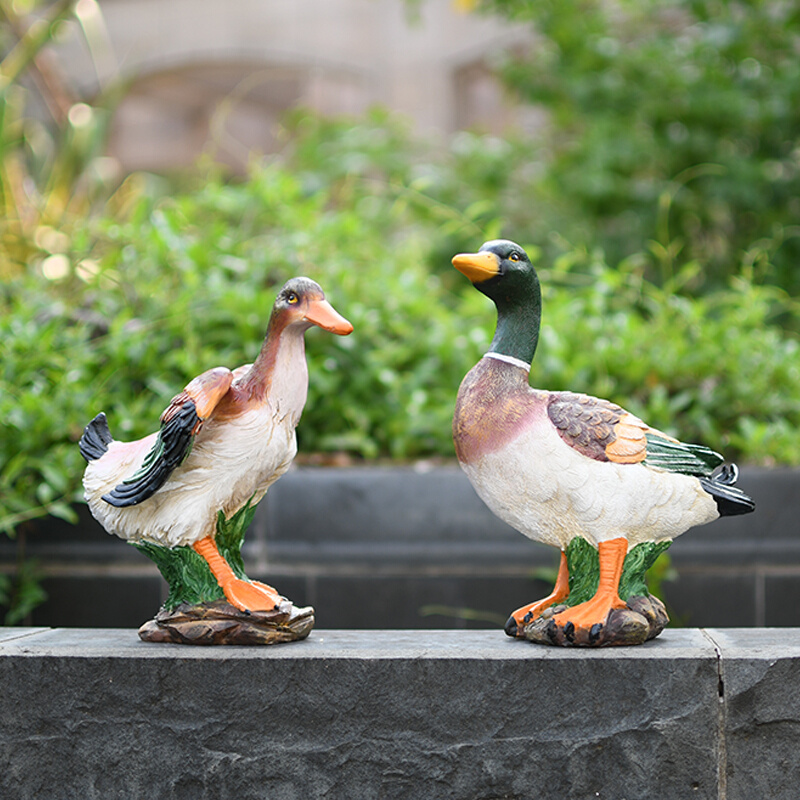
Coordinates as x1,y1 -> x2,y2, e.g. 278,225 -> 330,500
564,537 -> 672,607
133,499 -> 257,611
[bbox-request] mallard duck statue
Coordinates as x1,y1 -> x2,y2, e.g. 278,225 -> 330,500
80,277 -> 352,643
452,240 -> 754,646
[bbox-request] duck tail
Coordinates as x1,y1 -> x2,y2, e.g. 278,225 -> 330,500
700,463 -> 755,517
79,413 -> 114,462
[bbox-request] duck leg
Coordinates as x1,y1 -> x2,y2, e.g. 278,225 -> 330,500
505,550 -> 570,637
551,537 -> 628,640
193,535 -> 280,613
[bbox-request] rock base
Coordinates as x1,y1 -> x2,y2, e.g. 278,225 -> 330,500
138,598 -> 315,645
522,594 -> 669,647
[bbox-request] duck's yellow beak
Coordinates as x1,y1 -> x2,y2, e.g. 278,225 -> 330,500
304,298 -> 354,335
452,251 -> 500,283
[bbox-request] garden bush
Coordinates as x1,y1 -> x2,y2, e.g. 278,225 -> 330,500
476,0 -> 800,300
3,154 -> 798,550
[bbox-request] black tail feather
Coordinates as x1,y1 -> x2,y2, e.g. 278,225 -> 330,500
700,463 -> 755,517
79,413 -> 113,462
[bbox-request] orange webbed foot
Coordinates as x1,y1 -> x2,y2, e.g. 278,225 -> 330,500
222,578 -> 281,614
549,537 -> 629,644
505,550 -> 570,638
251,579 -> 279,596
192,535 -> 281,614
551,593 -> 628,643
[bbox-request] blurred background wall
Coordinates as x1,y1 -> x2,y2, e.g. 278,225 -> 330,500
52,0 -> 534,172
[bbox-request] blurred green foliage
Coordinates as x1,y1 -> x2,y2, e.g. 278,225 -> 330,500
3,153 -> 797,545
0,0 -> 123,278
477,0 -> 800,300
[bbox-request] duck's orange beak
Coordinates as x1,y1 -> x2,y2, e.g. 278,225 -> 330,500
452,251 -> 500,283
304,298 -> 354,335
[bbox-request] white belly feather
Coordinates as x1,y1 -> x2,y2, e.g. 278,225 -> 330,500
460,417 -> 719,549
84,406 -> 296,548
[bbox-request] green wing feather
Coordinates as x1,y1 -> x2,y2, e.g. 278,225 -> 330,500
643,434 -> 723,477
102,401 -> 200,507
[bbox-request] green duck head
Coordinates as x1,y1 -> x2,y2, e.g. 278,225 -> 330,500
452,239 -> 541,367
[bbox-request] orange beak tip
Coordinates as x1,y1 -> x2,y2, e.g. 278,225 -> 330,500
305,299 -> 353,335
337,320 -> 354,336
451,251 -> 500,282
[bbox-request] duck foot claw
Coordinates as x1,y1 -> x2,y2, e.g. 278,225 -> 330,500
589,623 -> 604,645
519,594 -> 670,647
505,597 -> 567,638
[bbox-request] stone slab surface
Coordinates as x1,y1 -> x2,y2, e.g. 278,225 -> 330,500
0,627 -> 733,800
1,626 -> 798,799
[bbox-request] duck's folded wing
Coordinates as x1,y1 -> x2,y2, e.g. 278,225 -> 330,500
102,367 -> 233,507
548,391 -> 723,476
548,392 -> 642,463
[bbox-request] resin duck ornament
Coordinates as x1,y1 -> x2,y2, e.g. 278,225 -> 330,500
80,277 -> 352,637
452,240 -> 754,646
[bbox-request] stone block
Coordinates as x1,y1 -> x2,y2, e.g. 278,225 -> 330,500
706,629 -> 800,800
0,628 -> 722,800
310,574 -> 550,630
662,570 -> 758,628
33,575 -> 164,629
257,465 -> 535,566
763,574 -> 800,627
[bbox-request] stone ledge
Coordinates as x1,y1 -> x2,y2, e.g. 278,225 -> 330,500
1,628 -> 799,799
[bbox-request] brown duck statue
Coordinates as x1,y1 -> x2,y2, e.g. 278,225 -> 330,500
79,277 -> 352,643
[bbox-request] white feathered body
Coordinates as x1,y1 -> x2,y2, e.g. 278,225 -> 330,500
460,403 -> 719,550
83,333 -> 309,548
453,358 -> 720,551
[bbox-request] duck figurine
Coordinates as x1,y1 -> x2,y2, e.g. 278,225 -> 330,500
79,277 -> 353,616
452,240 -> 754,645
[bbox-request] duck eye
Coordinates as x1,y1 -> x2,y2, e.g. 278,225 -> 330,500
509,252 -> 521,262
286,292 -> 299,304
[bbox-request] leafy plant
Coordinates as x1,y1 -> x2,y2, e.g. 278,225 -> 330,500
0,0 -> 126,278
474,0 -> 800,300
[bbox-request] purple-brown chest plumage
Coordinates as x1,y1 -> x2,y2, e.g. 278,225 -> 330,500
453,357 -> 635,467
453,358 -> 543,464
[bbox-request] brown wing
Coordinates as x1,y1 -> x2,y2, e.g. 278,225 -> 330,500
102,367 -> 233,507
547,391 -> 660,465
161,366 -> 234,429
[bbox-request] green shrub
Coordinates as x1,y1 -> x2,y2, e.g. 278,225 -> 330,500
3,158 -> 798,550
476,0 -> 800,298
